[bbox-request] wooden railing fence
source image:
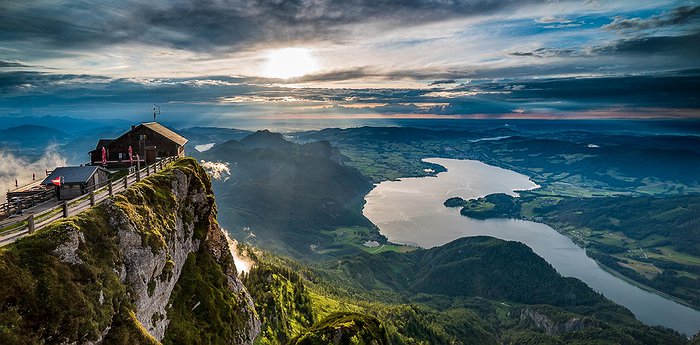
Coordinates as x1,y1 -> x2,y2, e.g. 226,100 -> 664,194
0,189 -> 56,220
0,157 -> 176,247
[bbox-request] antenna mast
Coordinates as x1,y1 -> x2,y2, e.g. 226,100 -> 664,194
153,104 -> 160,122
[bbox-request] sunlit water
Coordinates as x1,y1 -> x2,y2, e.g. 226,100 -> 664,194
363,158 -> 700,336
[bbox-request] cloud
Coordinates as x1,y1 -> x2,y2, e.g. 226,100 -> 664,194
510,47 -> 581,58
429,79 -> 457,86
268,67 -> 477,84
0,0 -> 545,52
536,16 -> 573,24
510,31 -> 700,59
1,66 -> 699,124
272,72 -> 700,115
592,31 -> 700,57
603,5 -> 700,31
274,67 -> 375,83
199,160 -> 231,181
0,60 -> 34,68
0,147 -> 67,203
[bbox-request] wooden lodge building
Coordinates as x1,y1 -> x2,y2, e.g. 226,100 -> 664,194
3,121 -> 187,209
90,122 -> 188,168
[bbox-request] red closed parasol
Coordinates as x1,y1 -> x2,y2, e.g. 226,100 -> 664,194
52,176 -> 63,187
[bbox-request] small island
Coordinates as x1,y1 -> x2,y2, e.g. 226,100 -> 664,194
444,193 -> 520,219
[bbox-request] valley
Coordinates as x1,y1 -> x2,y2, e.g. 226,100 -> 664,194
292,125 -> 700,311
184,125 -> 700,341
363,157 -> 700,335
2,120 -> 699,343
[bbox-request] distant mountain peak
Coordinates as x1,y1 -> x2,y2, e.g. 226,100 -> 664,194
239,129 -> 292,149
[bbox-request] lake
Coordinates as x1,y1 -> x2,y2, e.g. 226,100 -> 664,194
363,157 -> 700,336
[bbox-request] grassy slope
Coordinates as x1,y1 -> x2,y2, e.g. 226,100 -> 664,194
0,158 -> 251,344
0,206 -> 145,344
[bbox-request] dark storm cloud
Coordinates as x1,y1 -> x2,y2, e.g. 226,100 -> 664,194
495,73 -> 700,109
510,31 -> 700,60
0,71 -> 257,107
2,69 -> 698,119
510,47 -> 580,58
429,79 -> 457,86
0,0 -> 548,51
603,5 -> 700,31
593,31 -> 700,57
293,72 -> 700,116
0,60 -> 34,68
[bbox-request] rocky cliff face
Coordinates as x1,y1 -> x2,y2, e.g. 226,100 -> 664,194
0,158 -> 260,344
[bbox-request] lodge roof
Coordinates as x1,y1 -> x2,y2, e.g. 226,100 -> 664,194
139,122 -> 188,146
41,166 -> 108,185
95,139 -> 113,150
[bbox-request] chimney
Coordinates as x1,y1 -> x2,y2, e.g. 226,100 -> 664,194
131,125 -> 136,130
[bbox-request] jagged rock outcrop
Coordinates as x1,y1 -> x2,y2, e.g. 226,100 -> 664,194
520,308 -> 596,335
0,157 -> 260,345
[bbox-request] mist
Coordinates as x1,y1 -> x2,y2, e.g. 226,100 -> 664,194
224,230 -> 254,275
200,160 -> 231,181
0,148 -> 67,204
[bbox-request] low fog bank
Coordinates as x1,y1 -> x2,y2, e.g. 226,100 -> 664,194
0,148 -> 67,204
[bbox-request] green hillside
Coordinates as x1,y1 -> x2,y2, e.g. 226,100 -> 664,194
447,192 -> 700,309
241,241 -> 689,344
200,130 -> 378,258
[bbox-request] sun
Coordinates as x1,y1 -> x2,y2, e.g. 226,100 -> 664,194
261,48 -> 320,79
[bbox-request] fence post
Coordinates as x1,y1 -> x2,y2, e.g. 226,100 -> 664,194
90,191 -> 95,206
28,214 -> 35,234
108,180 -> 113,196
62,201 -> 68,218
146,165 -> 151,176
137,168 -> 141,181
123,176 -> 128,189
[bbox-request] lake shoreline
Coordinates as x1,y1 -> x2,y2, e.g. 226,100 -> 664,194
428,157 -> 699,311
363,157 -> 700,336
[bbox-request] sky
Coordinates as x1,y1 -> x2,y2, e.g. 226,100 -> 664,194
0,0 -> 699,126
